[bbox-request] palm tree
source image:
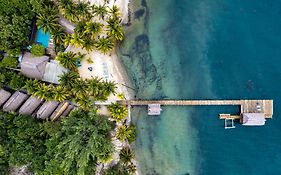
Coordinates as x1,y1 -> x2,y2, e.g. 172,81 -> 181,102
52,86 -> 69,102
85,22 -> 103,38
52,26 -> 66,45
43,4 -> 58,15
108,103 -> 128,122
71,79 -> 88,99
63,34 -> 72,46
58,71 -> 80,88
58,0 -> 72,8
25,79 -> 40,94
36,14 -> 59,33
56,52 -> 77,70
74,21 -> 87,36
106,17 -> 124,41
97,151 -> 113,163
74,97 -> 92,110
33,83 -> 52,100
115,125 -> 136,143
70,33 -> 84,47
109,5 -> 121,19
87,77 -> 102,97
92,4 -> 108,19
95,37 -> 115,54
103,80 -> 117,95
62,4 -> 78,23
76,1 -> 91,20
119,147 -> 134,164
82,37 -> 95,52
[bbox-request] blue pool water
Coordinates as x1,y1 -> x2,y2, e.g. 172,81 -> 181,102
119,0 -> 281,174
36,28 -> 50,48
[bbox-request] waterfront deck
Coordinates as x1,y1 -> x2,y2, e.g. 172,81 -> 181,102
118,99 -> 273,118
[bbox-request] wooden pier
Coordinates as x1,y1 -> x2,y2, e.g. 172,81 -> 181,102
118,99 -> 273,119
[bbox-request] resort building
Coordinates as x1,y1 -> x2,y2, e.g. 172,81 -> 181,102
61,105 -> 75,117
20,52 -> 67,84
0,89 -> 74,120
3,91 -> 28,112
21,52 -> 49,79
36,101 -> 60,119
242,113 -> 266,126
18,96 -> 43,116
50,101 -> 69,121
0,89 -> 11,107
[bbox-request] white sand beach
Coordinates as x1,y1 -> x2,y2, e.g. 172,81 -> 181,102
66,46 -> 134,102
65,1 -> 138,174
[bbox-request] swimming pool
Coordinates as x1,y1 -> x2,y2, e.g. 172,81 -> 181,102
36,28 -> 50,48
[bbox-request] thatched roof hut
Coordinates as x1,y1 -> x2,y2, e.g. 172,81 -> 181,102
242,113 -> 266,126
0,89 -> 12,107
43,60 -> 68,84
3,91 -> 28,112
19,96 -> 43,115
36,101 -> 59,119
61,105 -> 75,117
20,52 -> 49,79
50,101 -> 69,121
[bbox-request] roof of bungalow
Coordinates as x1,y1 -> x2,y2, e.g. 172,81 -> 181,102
43,60 -> 68,84
50,101 -> 69,121
242,113 -> 266,126
36,101 -> 59,119
0,89 -> 12,107
18,96 -> 43,116
3,91 -> 29,112
61,104 -> 75,117
20,52 -> 49,79
148,104 -> 162,115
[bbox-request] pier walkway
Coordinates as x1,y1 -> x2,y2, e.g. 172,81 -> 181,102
118,99 -> 273,119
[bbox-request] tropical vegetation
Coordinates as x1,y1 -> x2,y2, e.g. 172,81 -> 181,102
0,56 -> 18,68
0,0 -> 137,174
0,0 -> 34,52
30,44 -> 45,56
115,125 -> 136,143
108,102 -> 128,122
0,108 -> 115,175
24,71 -> 117,108
0,69 -> 26,90
57,0 -> 124,53
120,147 -> 134,165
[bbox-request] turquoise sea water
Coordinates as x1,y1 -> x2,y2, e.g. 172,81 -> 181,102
119,0 -> 281,175
36,28 -> 50,48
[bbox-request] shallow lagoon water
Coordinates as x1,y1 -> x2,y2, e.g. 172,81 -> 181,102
119,0 -> 281,174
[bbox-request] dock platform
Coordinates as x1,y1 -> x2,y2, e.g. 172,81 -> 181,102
118,99 -> 273,119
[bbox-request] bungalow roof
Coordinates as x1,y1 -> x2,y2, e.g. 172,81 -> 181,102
3,91 -> 28,112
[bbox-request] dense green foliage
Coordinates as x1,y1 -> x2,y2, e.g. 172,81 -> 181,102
0,56 -> 18,68
103,162 -> 136,175
56,0 -> 124,53
119,147 -> 134,165
56,51 -> 85,71
108,103 -> 128,122
0,109 -> 115,175
0,112 -> 52,174
25,74 -> 117,109
44,109 -> 115,175
115,125 -> 136,143
0,0 -> 34,52
30,44 -> 45,56
0,70 -> 26,90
